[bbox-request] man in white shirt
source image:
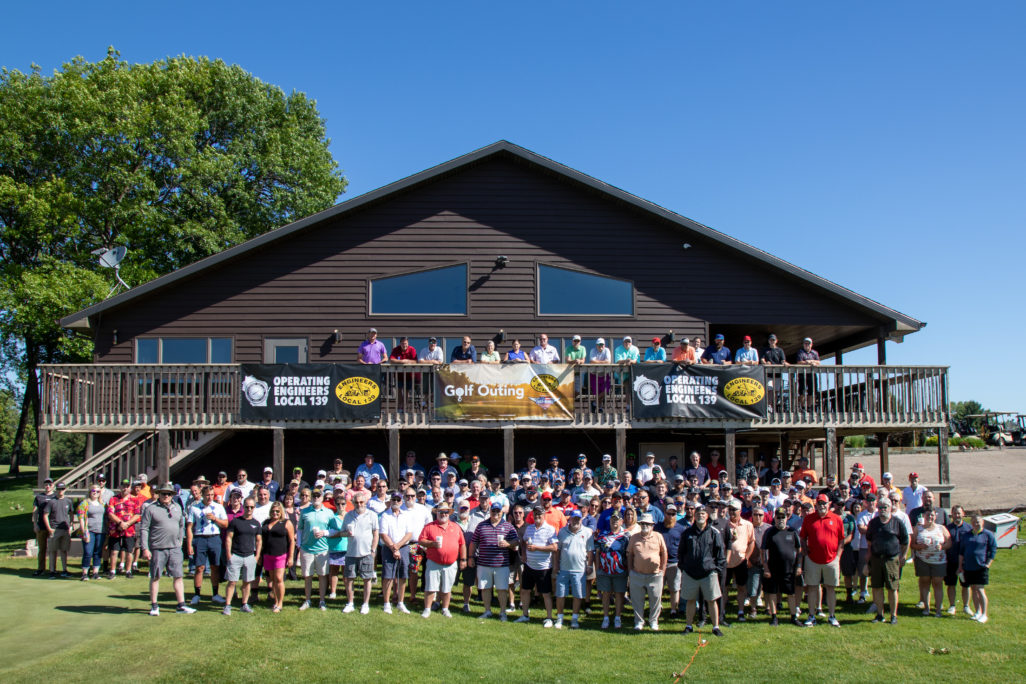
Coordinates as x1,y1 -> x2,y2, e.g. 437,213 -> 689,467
251,486 -> 272,524
516,505 -> 558,627
589,338 -> 611,363
902,472 -> 927,511
378,493 -> 413,614
225,470 -> 255,500
529,333 -> 560,364
418,337 -> 444,364
636,452 -> 658,486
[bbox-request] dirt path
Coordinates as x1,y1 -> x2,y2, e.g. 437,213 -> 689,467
843,446 -> 1026,511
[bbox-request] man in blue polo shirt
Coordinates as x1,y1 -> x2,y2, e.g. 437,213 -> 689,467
701,334 -> 732,365
451,336 -> 477,364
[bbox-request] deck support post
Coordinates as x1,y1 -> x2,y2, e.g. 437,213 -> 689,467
388,427 -> 400,486
724,429 -> 736,486
876,432 -> 889,478
273,427 -> 285,486
157,428 -> 170,485
836,432 -> 845,483
615,427 -> 627,476
937,425 -> 951,507
824,427 -> 837,483
37,429 -> 51,488
503,426 -> 514,481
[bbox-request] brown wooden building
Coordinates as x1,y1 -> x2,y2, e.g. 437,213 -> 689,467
42,141 -> 951,493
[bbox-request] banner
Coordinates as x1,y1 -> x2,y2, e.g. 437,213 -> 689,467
630,364 -> 768,419
240,364 -> 381,421
434,364 -> 575,420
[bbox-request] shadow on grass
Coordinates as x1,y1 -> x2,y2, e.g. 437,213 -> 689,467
55,604 -> 136,615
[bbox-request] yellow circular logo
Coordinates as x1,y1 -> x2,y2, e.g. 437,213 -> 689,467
335,377 -> 380,406
723,377 -> 765,406
530,374 -> 560,393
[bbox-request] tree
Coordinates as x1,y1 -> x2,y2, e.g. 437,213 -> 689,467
949,400 -> 987,436
0,49 -> 347,472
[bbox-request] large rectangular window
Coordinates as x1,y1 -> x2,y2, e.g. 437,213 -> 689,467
135,337 -> 233,363
370,264 -> 468,315
538,264 -> 633,316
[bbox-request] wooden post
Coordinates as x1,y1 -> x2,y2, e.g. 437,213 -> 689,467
84,434 -> 94,462
615,427 -> 627,476
937,424 -> 950,484
37,429 -> 51,488
824,428 -> 837,483
724,429 -> 736,485
877,432 -> 889,477
273,427 -> 285,486
157,428 -> 170,485
877,337 -> 887,364
503,426 -> 514,481
778,432 -> 789,470
836,433 -> 845,483
388,427 -> 400,486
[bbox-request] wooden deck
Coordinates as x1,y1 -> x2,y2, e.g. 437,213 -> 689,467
40,363 -> 949,431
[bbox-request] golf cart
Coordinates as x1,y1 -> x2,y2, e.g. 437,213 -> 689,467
967,412 -> 1017,447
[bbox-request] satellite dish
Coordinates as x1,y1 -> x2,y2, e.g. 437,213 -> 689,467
98,246 -> 127,269
95,246 -> 130,298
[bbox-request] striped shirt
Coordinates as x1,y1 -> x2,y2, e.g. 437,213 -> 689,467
470,518 -> 519,567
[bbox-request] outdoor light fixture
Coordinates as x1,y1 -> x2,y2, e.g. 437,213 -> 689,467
494,329 -> 507,344
334,329 -> 343,344
113,329 -> 118,345
666,330 -> 675,343
682,243 -> 692,250
495,255 -> 509,269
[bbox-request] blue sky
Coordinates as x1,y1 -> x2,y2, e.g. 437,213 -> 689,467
3,2 -> 1024,409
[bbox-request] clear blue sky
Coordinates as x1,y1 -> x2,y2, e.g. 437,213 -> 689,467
3,2 -> 1023,409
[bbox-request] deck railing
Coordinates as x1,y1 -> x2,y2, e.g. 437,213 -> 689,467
39,363 -> 949,430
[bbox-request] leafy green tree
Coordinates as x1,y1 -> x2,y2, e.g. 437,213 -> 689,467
0,49 -> 347,473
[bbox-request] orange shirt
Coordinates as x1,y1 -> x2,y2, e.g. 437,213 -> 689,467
526,506 -> 567,531
792,468 -> 819,485
672,346 -> 696,363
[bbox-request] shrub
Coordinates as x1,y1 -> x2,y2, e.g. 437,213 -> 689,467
844,435 -> 866,448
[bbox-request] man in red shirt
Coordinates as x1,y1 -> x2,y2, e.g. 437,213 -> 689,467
850,462 -> 876,494
798,494 -> 845,627
389,336 -> 419,407
418,502 -> 466,618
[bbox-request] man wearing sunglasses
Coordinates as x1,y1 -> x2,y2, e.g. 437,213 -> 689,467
139,483 -> 194,616
418,501 -> 466,618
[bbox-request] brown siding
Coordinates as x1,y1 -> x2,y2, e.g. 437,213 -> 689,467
94,156 -> 882,362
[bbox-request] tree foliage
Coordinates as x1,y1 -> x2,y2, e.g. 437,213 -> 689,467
0,48 -> 347,471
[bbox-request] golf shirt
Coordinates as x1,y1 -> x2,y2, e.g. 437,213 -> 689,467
799,510 -> 845,564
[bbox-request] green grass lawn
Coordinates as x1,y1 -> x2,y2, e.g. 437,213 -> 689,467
2,471 -> 1024,683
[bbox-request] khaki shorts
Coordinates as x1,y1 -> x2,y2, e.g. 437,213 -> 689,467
803,557 -> 839,586
300,550 -> 329,577
681,571 -> 721,601
870,555 -> 901,590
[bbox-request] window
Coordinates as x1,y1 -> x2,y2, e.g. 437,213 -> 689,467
135,337 -> 233,363
370,264 -> 468,315
538,265 -> 633,316
264,338 -> 308,364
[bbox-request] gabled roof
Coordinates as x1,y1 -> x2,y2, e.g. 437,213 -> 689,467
61,140 -> 925,336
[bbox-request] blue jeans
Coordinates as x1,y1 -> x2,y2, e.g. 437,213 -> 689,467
83,532 -> 106,570
746,565 -> 762,600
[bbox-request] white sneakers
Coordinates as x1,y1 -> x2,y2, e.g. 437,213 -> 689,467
149,606 -> 160,616
299,600 -> 311,611
211,594 -> 226,605
360,603 -> 370,615
422,608 -> 432,619
440,609 -> 452,618
554,616 -> 563,629
650,620 -> 659,631
383,603 -> 393,614
915,601 -> 926,610
397,603 -> 410,614
222,606 -> 232,616
947,605 -> 957,615
542,618 -> 553,628
634,620 -> 644,631
977,614 -> 989,624
342,603 -> 355,613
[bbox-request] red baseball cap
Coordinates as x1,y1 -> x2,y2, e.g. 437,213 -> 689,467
652,337 -> 661,344
541,491 -> 553,500
742,335 -> 751,342
816,493 -> 829,503
909,472 -> 918,478
852,462 -> 864,470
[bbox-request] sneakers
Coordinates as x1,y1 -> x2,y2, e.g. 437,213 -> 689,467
190,595 -> 201,606
176,605 -> 197,614
634,620 -> 644,631
857,592 -> 867,605
421,608 -> 432,619
299,600 -> 311,611
554,616 -> 563,629
383,603 -> 393,614
149,606 -> 160,616
571,617 -> 580,629
211,594 -> 226,605
964,606 -> 975,617
342,603 -> 355,613
328,592 -> 337,600
649,620 -> 659,631
125,571 -> 133,580
756,597 -> 764,608
935,610 -> 944,618
770,616 -> 779,627
441,609 -> 452,618
947,605 -> 957,616
613,616 -> 622,629
241,604 -> 253,613
500,612 -> 508,622
683,624 -> 694,634
711,627 -> 724,637
543,618 -> 553,628
922,609 -> 931,617
802,617 -> 816,628
828,616 -> 840,628
480,610 -> 493,620
601,616 -> 610,629
462,603 -> 471,613
319,601 -> 327,611
736,611 -> 746,623
515,615 -> 530,623
222,606 -> 232,616
889,616 -> 898,625
816,610 -> 827,619
916,601 -> 926,610
871,613 -> 885,623
397,603 -> 410,614
107,571 -> 116,580
360,603 -> 370,615
977,614 -> 989,624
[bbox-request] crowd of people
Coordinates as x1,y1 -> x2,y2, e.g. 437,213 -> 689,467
31,450 -> 999,630
356,328 -> 816,368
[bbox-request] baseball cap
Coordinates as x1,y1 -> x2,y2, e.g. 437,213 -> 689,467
317,469 -> 327,477
609,511 -> 622,520
742,335 -> 751,342
675,474 -> 685,481
602,454 -> 612,462
572,334 -> 581,341
541,491 -> 553,500
429,336 -> 437,343
665,503 -> 678,512
263,467 -> 273,474
816,493 -> 829,503
714,334 -> 724,340
909,472 -> 918,478
569,510 -> 583,519
458,478 -> 469,486
596,338 -> 605,345
96,473 -> 106,480
768,333 -> 777,341
638,512 -> 654,525
652,337 -> 661,344
795,481 -> 806,489
728,499 -> 742,510
43,477 -> 54,484
490,501 -> 503,511
623,336 -> 632,342
781,471 -> 791,477
852,462 -> 864,470
682,337 -> 690,344
882,472 -> 893,480
56,482 -> 67,490
771,478 -> 782,485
